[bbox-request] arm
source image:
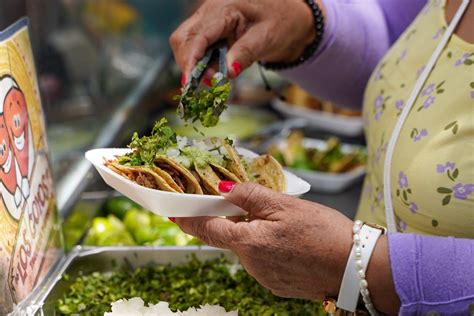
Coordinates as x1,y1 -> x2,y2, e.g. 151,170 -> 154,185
389,233 -> 474,314
176,182 -> 402,315
282,0 -> 426,108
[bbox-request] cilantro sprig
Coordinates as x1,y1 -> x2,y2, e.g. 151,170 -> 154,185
118,118 -> 177,167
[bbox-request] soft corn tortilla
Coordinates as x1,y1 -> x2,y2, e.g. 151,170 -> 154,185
210,163 -> 241,183
106,161 -> 178,192
195,164 -> 221,195
250,154 -> 286,192
195,163 -> 241,195
154,156 -> 203,194
222,143 -> 249,182
151,166 -> 184,193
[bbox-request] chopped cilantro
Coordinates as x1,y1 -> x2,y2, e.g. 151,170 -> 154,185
56,256 -> 324,315
176,79 -> 231,128
118,118 -> 177,167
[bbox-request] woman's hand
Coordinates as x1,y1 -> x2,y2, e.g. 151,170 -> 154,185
175,182 -> 400,314
170,0 -> 320,79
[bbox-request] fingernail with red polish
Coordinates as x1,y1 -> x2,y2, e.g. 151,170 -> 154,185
219,181 -> 236,193
168,217 -> 176,223
231,61 -> 242,77
202,78 -> 212,87
181,74 -> 186,87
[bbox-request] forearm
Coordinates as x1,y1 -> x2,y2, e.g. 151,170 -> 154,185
280,0 -> 391,109
389,233 -> 474,314
280,0 -> 426,109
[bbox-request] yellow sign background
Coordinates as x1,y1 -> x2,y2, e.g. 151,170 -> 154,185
0,18 -> 62,314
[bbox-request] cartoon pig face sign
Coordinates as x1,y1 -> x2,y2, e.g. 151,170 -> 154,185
0,115 -> 17,195
4,86 -> 29,169
0,75 -> 31,209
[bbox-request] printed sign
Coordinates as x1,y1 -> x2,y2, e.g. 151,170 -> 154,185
0,18 -> 63,314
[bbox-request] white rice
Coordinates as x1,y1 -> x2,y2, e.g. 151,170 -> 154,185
104,297 -> 238,316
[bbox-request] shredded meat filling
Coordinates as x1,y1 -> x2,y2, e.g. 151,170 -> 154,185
133,172 -> 158,189
157,164 -> 187,192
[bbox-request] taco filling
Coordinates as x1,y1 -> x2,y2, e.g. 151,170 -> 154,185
154,156 -> 203,194
106,162 -> 177,192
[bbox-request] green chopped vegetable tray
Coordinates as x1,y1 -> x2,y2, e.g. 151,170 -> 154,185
16,246 -> 324,315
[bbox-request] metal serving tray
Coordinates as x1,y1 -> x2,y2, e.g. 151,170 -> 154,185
14,246 -> 235,316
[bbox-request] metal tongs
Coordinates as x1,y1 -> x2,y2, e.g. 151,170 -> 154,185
178,40 -> 228,119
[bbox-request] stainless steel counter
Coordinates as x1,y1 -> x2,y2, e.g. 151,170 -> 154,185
55,54 -> 169,215
303,181 -> 363,220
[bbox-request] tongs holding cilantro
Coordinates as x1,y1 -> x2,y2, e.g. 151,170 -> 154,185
117,118 -> 177,167
177,77 -> 231,128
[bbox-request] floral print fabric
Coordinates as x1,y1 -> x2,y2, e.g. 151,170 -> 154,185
356,0 -> 474,238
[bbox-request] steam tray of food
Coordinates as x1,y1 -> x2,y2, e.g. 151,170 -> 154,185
268,131 -> 367,193
19,247 -> 324,315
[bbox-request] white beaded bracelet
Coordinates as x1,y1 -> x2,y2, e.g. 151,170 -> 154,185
336,220 -> 386,314
352,220 -> 379,316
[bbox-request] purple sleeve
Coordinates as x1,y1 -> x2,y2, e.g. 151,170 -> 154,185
388,233 -> 474,314
281,0 -> 426,108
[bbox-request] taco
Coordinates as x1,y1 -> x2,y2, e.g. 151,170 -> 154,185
150,165 -> 184,193
250,154 -> 286,193
210,163 -> 241,183
222,141 -> 249,182
194,164 -> 221,195
154,155 -> 203,194
194,162 -> 242,195
106,161 -> 178,192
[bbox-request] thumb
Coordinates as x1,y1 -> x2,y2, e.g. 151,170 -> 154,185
226,25 -> 268,78
175,216 -> 242,250
222,182 -> 285,220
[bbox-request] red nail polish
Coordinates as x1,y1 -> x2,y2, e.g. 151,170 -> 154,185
168,217 -> 176,223
202,78 -> 212,87
231,61 -> 242,77
219,181 -> 236,193
181,74 -> 186,87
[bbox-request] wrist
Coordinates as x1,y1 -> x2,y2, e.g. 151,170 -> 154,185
286,0 -> 317,61
260,0 -> 325,70
321,220 -> 354,299
365,235 -> 400,314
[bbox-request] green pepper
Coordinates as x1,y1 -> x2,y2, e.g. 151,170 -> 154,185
85,216 -> 135,246
123,209 -> 151,234
104,197 -> 139,220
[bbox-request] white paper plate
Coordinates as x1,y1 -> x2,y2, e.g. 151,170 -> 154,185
85,148 -> 310,217
272,98 -> 364,136
277,138 -> 366,193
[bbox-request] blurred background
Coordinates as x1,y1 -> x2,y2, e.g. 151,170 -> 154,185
0,0 -> 366,251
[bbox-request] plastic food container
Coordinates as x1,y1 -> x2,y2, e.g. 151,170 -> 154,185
277,138 -> 366,193
272,98 -> 364,137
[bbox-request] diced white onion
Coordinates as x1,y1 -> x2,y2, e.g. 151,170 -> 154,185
166,148 -> 180,158
192,140 -> 208,152
174,156 -> 191,169
105,297 -> 237,316
176,136 -> 188,149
